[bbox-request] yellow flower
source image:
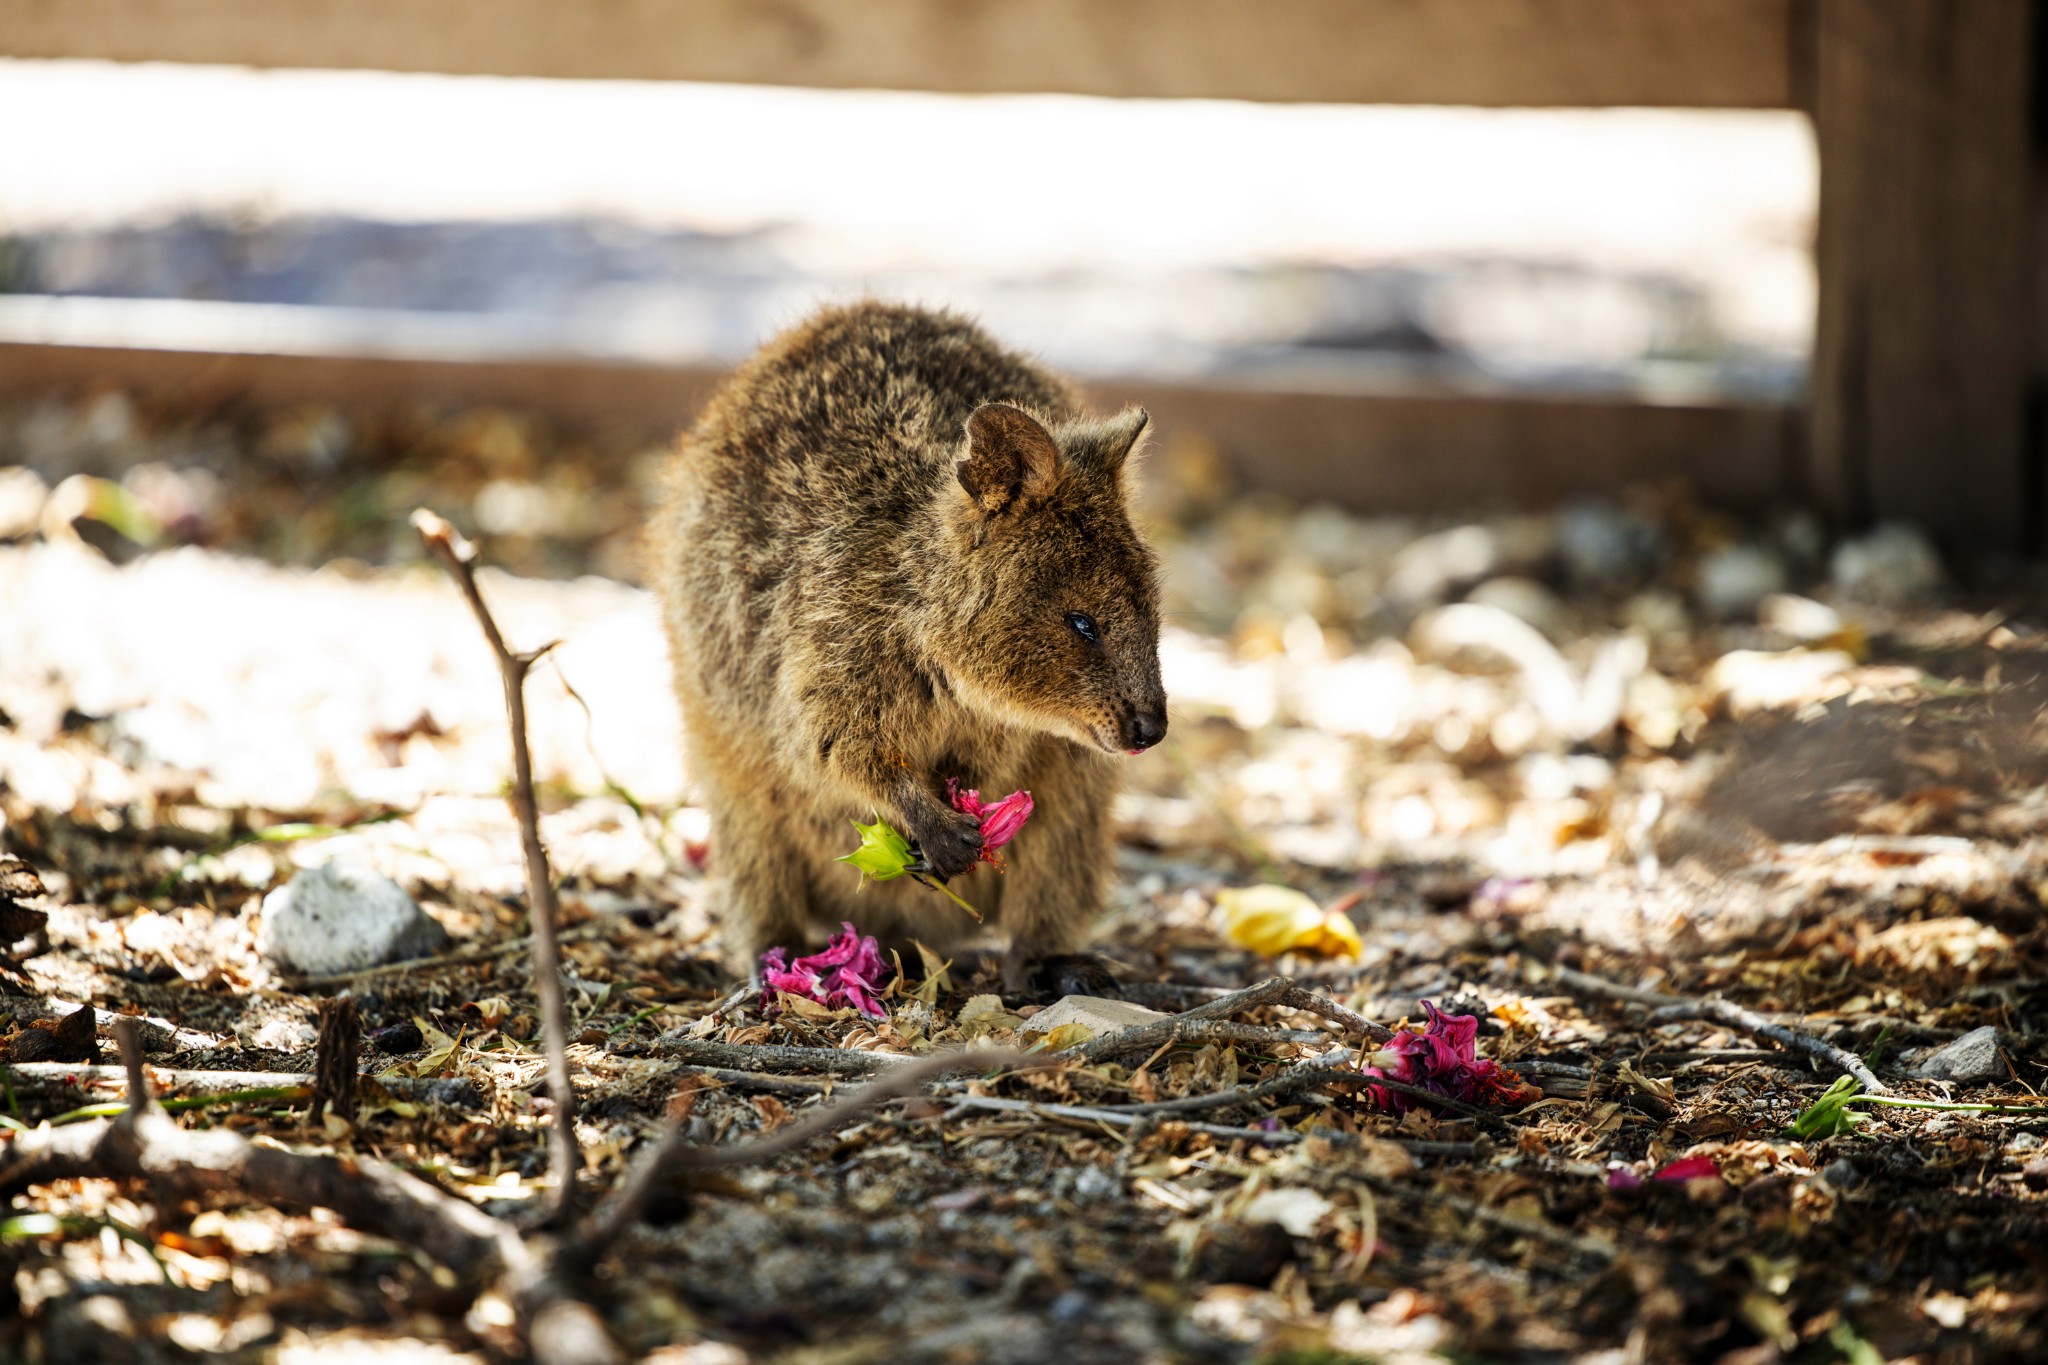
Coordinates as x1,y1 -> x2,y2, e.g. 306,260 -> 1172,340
1217,885 -> 1362,960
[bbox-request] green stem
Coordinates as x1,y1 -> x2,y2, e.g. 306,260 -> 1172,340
911,872 -> 983,921
1847,1095 -> 2048,1117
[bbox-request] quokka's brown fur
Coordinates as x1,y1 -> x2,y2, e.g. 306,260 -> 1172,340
650,301 -> 1168,987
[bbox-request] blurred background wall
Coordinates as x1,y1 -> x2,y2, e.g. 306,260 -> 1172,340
0,2 -> 2035,553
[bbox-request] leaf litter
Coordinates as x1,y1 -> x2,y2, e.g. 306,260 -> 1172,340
0,391 -> 2044,1361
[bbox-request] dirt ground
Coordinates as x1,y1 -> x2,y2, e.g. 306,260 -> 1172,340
1,392 -> 2044,1364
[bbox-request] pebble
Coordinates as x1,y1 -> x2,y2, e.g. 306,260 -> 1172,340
1696,543 -> 1787,619
1907,1026 -> 2005,1084
1557,501 -> 1666,591
257,857 -> 451,977
1024,994 -> 1166,1041
1823,1158 -> 1859,1189
1830,523 -> 1944,605
1759,592 -> 1843,642
1466,576 -> 1567,637
0,466 -> 48,541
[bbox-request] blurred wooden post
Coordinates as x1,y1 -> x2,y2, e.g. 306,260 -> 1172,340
1807,0 -> 2038,549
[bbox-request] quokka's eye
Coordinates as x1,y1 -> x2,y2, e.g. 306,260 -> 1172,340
1066,612 -> 1100,643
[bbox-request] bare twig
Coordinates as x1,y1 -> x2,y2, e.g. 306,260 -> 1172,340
1061,1020 -> 1332,1061
1274,983 -> 1393,1044
1651,997 -> 1890,1094
113,1017 -> 147,1111
5,1063 -> 482,1110
671,1066 -> 836,1095
583,1050 -> 1030,1256
311,996 -> 360,1126
652,1037 -> 907,1077
11,998 -> 227,1053
940,1094 -> 1484,1159
1076,977 -> 1391,1066
1546,962 -> 1890,1094
0,1089 -> 521,1282
1102,1059 -> 1364,1118
1544,964 -> 1683,1007
414,508 -> 582,1221
288,922 -> 609,991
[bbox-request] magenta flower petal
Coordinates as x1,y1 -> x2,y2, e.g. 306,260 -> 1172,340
946,779 -> 1034,859
756,925 -> 889,1019
1652,1155 -> 1721,1184
946,778 -> 986,819
1362,1000 -> 1531,1115
976,790 -> 1035,850
1606,1167 -> 1645,1192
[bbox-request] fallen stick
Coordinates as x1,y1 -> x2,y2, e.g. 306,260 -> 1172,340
16,998 -> 227,1053
1650,997 -> 1890,1095
287,923 -> 610,992
581,1049 -> 1032,1256
5,1063 -> 482,1109
673,1066 -> 835,1095
1076,976 -> 1391,1066
1546,963 -> 1891,1094
416,508 -> 583,1221
940,1094 -> 1484,1158
1064,1020 -> 1333,1061
653,1037 -> 907,1077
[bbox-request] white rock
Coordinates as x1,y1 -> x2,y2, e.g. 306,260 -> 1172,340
1907,1026 -> 2005,1084
1240,1188 -> 1334,1236
1759,593 -> 1843,642
1831,523 -> 1944,605
1024,995 -> 1166,1041
257,858 -> 450,976
1696,544 -> 1787,619
1466,576 -> 1566,637
1703,648 -> 1855,716
0,467 -> 48,542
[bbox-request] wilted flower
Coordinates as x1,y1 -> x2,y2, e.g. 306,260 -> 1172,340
1361,1000 -> 1531,1114
760,922 -> 889,1018
947,779 -> 1035,858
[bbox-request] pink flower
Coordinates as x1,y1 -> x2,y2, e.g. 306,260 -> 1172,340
1607,1154 -> 1722,1192
946,779 -> 1035,859
759,923 -> 888,1018
1361,1000 -> 1531,1115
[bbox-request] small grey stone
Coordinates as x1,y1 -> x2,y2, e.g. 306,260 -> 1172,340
1696,544 -> 1788,620
257,858 -> 450,977
1073,1165 -> 1119,1203
1557,501 -> 1666,591
1830,523 -> 1944,605
2008,1131 -> 2043,1153
1908,1026 -> 2005,1084
1823,1158 -> 1859,1189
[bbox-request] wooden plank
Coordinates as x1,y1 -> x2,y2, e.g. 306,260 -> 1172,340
1805,1 -> 2037,548
0,0 -> 1796,108
0,342 -> 1794,516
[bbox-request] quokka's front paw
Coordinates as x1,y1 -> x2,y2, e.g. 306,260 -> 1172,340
911,807 -> 984,880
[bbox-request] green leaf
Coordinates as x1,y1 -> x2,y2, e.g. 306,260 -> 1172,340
1788,1076 -> 1866,1140
839,816 -> 916,882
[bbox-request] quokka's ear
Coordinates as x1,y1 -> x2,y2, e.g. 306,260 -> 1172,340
957,403 -> 1060,514
1092,405 -> 1149,475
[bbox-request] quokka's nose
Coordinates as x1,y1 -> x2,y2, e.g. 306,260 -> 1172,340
1124,709 -> 1168,752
